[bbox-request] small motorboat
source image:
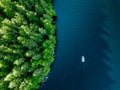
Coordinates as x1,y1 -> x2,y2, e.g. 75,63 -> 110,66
81,56 -> 85,63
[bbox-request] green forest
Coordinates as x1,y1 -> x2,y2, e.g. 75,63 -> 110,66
0,0 -> 56,90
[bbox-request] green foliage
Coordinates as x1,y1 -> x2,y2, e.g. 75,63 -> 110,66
0,0 -> 56,90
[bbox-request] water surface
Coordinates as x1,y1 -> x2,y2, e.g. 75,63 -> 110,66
41,0 -> 120,90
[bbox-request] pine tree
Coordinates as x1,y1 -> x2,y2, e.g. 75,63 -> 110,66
0,0 -> 56,90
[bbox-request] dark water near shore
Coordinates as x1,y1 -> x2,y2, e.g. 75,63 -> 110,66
41,0 -> 120,90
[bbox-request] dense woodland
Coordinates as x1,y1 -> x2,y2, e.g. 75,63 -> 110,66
0,0 -> 56,90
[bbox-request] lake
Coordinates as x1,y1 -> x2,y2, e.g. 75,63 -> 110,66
40,0 -> 120,90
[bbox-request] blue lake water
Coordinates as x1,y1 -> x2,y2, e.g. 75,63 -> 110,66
40,0 -> 120,90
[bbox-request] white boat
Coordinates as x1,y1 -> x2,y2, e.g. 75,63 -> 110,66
81,56 -> 85,63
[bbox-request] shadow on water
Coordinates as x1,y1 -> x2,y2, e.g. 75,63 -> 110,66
83,2 -> 115,89
40,0 -> 115,90
82,19 -> 114,90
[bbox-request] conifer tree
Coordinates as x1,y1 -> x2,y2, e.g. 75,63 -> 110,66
0,0 -> 56,90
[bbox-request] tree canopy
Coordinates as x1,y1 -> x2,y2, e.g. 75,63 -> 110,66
0,0 -> 56,90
